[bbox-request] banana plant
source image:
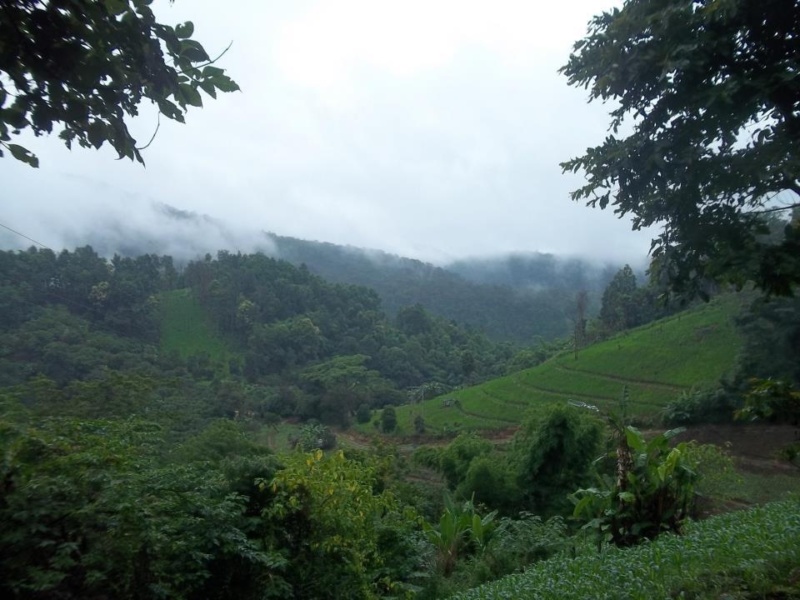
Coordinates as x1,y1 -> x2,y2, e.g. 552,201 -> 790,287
423,495 -> 498,576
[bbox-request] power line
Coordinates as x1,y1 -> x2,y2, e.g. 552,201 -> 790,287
0,220 -> 51,250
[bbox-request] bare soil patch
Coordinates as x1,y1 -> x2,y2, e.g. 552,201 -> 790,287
675,423 -> 799,475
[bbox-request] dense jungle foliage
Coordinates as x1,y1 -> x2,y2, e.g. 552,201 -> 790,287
1,245 -> 799,599
0,246 -> 522,427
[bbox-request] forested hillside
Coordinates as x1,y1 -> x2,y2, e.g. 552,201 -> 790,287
56,208 -> 617,344
0,246 -> 516,428
2,245 -> 799,599
265,232 -> 611,343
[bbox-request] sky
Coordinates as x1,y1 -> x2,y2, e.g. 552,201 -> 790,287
1,0 -> 655,265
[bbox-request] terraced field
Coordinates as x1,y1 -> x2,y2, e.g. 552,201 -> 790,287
393,294 -> 748,433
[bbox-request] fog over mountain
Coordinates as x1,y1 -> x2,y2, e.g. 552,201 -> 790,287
0,201 -> 633,283
2,0 -> 659,270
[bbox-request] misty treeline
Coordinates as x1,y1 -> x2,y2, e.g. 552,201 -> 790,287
265,233 -> 617,343
0,245 -> 536,427
73,216 -> 619,345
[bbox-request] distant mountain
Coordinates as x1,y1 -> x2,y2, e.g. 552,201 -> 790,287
59,202 -> 274,261
265,233 -> 617,344
31,203 -> 623,345
446,253 -> 619,291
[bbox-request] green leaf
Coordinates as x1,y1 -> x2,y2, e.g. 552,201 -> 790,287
662,427 -> 686,441
624,426 -> 645,452
156,98 -> 185,123
102,0 -> 128,15
175,21 -> 195,39
618,491 -> 635,503
212,76 -> 240,93
179,84 -> 203,108
7,144 -> 39,168
180,40 -> 210,63
198,80 -> 217,99
4,104 -> 29,129
87,121 -> 106,149
202,66 -> 225,78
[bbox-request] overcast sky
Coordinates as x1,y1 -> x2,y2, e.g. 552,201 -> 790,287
1,0 -> 655,265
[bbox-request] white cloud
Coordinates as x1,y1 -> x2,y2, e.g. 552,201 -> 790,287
1,0 -> 647,266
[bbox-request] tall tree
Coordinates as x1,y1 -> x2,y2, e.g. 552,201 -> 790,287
573,289 -> 589,358
600,265 -> 639,332
0,0 -> 239,167
561,0 -> 800,296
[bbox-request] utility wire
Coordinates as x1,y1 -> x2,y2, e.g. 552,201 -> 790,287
0,220 -> 51,250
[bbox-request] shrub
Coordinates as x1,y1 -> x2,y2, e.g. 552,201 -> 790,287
571,427 -> 698,547
662,387 -> 738,426
414,414 -> 426,434
512,404 -> 603,517
355,402 -> 372,424
296,422 -> 336,450
381,405 -> 397,433
409,448 -> 440,482
457,456 -> 521,515
439,432 -> 492,489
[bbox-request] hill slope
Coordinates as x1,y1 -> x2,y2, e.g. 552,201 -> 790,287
394,294 -> 747,433
265,232 -> 612,343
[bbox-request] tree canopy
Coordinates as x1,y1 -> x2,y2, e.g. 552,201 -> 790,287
0,0 -> 239,167
561,0 -> 800,296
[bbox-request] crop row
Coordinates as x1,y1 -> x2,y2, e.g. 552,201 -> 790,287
451,500 -> 800,599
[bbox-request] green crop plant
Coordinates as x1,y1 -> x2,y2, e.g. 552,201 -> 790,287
423,495 -> 498,576
451,500 -> 800,599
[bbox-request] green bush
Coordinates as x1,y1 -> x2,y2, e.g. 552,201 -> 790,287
381,405 -> 397,432
296,422 -> 337,450
412,445 -> 442,470
0,418 -> 284,600
355,402 -> 372,424
439,432 -> 492,489
512,404 -> 603,517
457,456 -> 521,515
571,426 -> 698,547
662,387 -> 738,426
484,514 -> 568,578
414,414 -> 426,434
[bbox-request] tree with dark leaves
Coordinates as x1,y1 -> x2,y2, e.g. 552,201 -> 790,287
0,0 -> 239,167
562,0 -> 800,297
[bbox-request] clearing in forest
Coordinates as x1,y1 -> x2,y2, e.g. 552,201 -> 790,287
159,288 -> 233,364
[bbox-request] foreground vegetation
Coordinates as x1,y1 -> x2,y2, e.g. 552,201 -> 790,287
451,500 -> 800,599
1,245 -> 798,599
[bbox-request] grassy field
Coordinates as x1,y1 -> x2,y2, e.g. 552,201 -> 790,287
389,294 -> 748,434
159,289 -> 233,364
